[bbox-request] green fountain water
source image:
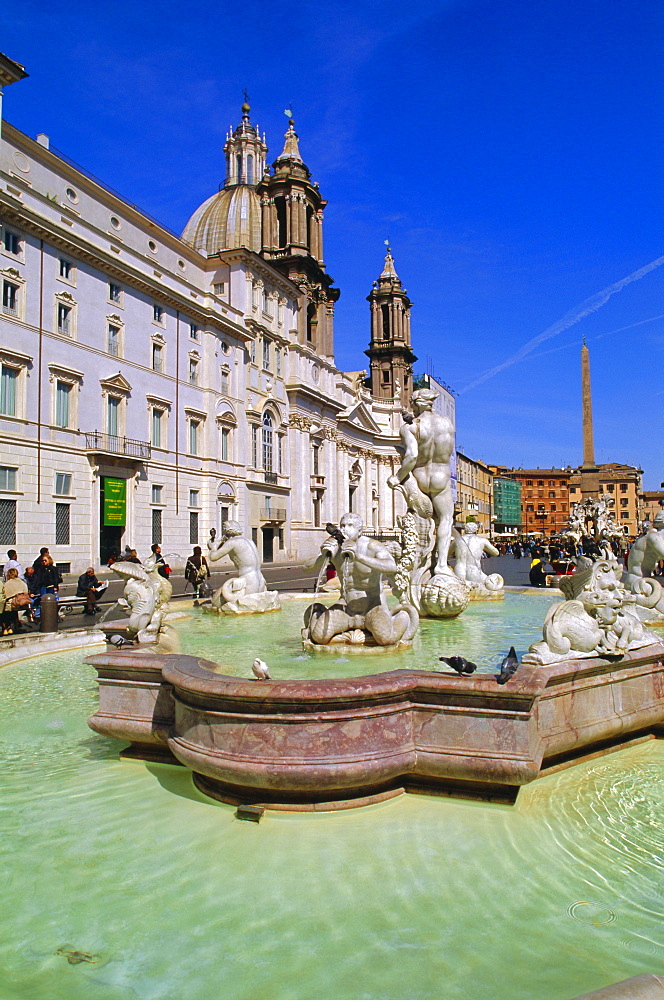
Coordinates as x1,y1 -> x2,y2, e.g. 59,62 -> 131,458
178,591 -> 560,678
1,596 -> 662,999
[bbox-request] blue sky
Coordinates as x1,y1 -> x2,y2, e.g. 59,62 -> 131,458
3,0 -> 663,487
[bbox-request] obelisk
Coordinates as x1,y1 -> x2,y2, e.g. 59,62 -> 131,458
580,340 -> 600,499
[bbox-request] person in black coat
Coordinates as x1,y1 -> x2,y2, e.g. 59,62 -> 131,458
34,555 -> 61,595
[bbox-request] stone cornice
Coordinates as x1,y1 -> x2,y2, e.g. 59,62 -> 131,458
0,190 -> 251,342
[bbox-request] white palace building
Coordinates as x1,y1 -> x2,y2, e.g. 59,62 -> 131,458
0,53 -> 454,571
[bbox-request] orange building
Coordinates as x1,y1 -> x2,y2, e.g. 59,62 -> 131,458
507,468 -> 571,537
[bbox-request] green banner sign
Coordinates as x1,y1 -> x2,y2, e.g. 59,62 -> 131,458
103,477 -> 126,526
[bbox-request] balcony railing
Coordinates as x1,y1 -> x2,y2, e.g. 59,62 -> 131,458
311,474 -> 325,488
260,508 -> 286,522
264,471 -> 278,485
85,431 -> 151,460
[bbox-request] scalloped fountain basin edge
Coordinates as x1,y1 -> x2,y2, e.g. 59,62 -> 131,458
86,640 -> 664,809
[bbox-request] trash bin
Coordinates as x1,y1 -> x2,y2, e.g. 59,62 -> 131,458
39,593 -> 59,633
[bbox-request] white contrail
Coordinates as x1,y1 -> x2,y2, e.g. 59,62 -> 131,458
459,255 -> 664,394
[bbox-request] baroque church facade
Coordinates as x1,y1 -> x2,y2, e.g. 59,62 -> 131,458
0,59 -> 454,570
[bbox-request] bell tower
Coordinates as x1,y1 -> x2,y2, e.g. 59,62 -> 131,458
258,117 -> 339,360
365,246 -> 417,406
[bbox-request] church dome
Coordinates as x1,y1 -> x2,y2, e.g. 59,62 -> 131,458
181,185 -> 262,255
181,101 -> 267,256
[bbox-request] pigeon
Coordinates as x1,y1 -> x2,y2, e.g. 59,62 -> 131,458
496,646 -> 519,685
109,634 -> 131,648
439,655 -> 478,676
252,658 -> 271,681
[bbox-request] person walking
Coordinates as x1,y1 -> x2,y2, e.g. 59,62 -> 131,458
185,546 -> 210,601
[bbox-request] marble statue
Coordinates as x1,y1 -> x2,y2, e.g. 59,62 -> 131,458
623,509 -> 664,620
524,558 -> 659,665
387,389 -> 470,618
563,494 -> 623,553
450,523 -> 504,599
388,389 -> 455,576
111,555 -> 172,643
302,513 -> 418,649
206,522 -> 281,615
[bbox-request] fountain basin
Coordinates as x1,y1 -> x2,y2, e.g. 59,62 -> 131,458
87,641 -> 664,807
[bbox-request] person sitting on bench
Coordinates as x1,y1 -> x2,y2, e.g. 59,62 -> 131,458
77,567 -> 103,615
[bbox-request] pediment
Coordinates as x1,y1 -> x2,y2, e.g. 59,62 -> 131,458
336,400 -> 381,436
100,372 -> 133,394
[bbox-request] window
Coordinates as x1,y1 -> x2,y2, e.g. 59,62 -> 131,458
262,412 -> 273,472
55,381 -> 71,428
0,499 -> 16,545
189,419 -> 199,455
108,282 -> 122,304
382,370 -> 390,384
276,348 -> 281,377
190,323 -> 199,341
3,280 -> 19,316
55,503 -> 70,545
55,473 -> 72,495
548,480 -> 555,487
537,480 -> 544,487
607,484 -> 615,492
107,396 -> 120,437
153,303 -> 164,324
221,427 -> 230,462
151,508 -> 162,546
621,498 -> 629,507
548,491 -> 555,498
277,434 -> 284,475
189,489 -> 199,507
0,366 -> 18,416
312,443 -> 320,475
620,484 -> 628,493
59,258 -> 73,280
526,480 -> 533,487
213,282 -> 224,296
189,510 -> 199,545
263,289 -> 271,315
57,302 -> 72,335
151,409 -> 163,448
189,358 -> 198,385
251,425 -> 259,467
263,338 -> 270,370
550,504 -> 556,512
313,491 -> 321,527
107,324 -> 120,356
0,466 -> 17,491
152,343 -> 163,372
220,368 -> 229,396
3,229 -> 21,256
151,485 -> 163,504
250,340 -> 256,364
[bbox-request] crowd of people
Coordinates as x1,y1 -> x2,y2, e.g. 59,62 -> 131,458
0,541 -> 214,635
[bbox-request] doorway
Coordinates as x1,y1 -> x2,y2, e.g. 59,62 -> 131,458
262,526 -> 274,563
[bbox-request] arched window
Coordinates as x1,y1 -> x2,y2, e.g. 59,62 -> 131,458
276,197 -> 287,247
381,304 -> 390,339
247,155 -> 254,185
262,411 -> 273,472
236,154 -> 243,184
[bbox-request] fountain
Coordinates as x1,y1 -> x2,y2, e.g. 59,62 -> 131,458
85,388 -> 664,808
